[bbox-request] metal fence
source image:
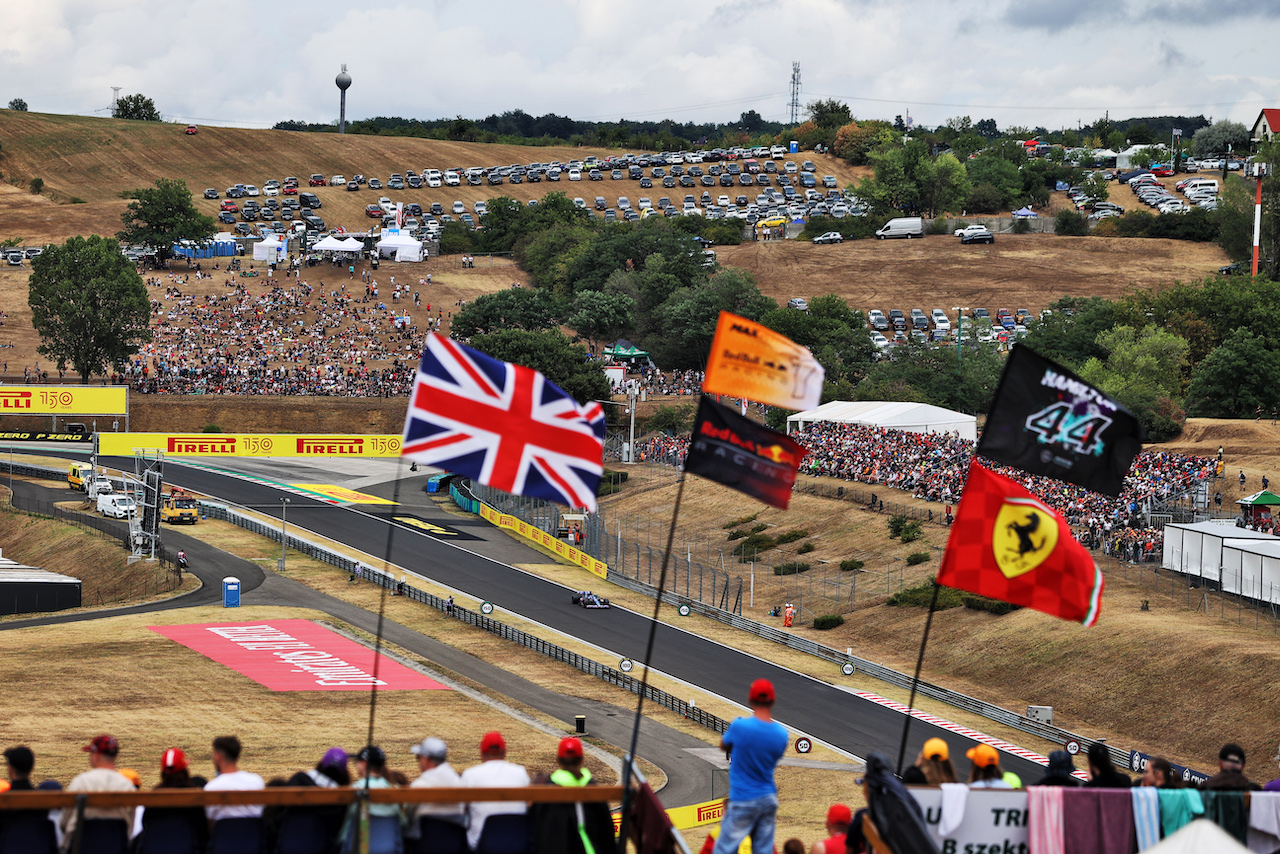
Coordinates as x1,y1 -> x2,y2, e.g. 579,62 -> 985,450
466,482 -> 608,563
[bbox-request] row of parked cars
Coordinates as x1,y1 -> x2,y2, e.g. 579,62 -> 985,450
864,306 -> 1034,348
4,246 -> 43,266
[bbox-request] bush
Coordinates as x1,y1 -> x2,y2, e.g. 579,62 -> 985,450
796,542 -> 815,555
202,424 -> 222,433
812,614 -> 845,630
1092,218 -> 1120,237
775,529 -> 809,545
887,514 -> 910,538
733,533 -> 776,557
961,594 -> 1020,615
438,221 -> 474,254
69,196 -> 86,204
748,523 -> 768,535
29,177 -> 43,194
839,559 -> 864,572
1054,209 -> 1088,236
887,578 -> 963,609
773,561 -> 811,576
726,529 -> 747,541
1115,210 -> 1155,237
1012,217 -> 1032,234
646,403 -> 695,436
899,520 -> 924,543
1147,207 -> 1217,242
927,217 -> 951,235
905,551 -> 931,565
798,214 -> 878,242
723,514 -> 759,529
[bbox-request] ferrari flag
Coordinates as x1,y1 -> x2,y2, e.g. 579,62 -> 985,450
402,334 -> 606,511
702,311 -> 824,411
938,460 -> 1104,626
977,345 -> 1144,497
683,396 -> 807,510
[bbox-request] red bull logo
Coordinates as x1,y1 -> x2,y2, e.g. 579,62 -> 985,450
168,437 -> 238,454
760,443 -> 797,466
296,438 -> 364,455
0,391 -> 33,409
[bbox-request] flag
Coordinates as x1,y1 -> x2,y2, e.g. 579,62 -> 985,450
683,396 -> 807,510
938,460 -> 1103,626
401,334 -> 606,511
702,311 -> 824,411
977,344 -> 1144,497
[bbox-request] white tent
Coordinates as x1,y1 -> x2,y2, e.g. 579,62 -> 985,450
376,232 -> 423,262
1146,820 -> 1250,853
786,400 -> 977,442
251,237 -> 284,262
1116,144 -> 1156,170
339,237 -> 365,252
312,235 -> 350,252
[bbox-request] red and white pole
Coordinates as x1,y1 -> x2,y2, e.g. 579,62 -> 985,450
1253,174 -> 1263,276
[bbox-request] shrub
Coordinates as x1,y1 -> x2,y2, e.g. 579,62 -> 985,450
887,513 -> 910,538
812,614 -> 845,630
905,551 -> 931,566
952,219 -> 969,232
29,177 -> 43,194
899,520 -> 924,543
748,523 -> 768,535
839,558 -> 864,572
962,594 -> 1020,615
733,533 -> 776,557
927,217 -> 951,235
202,424 -> 222,433
773,561 -> 811,576
646,404 -> 695,436
1011,217 -> 1032,234
775,529 -> 809,545
1092,218 -> 1120,237
1115,210 -> 1155,238
887,578 -> 963,609
723,514 -> 759,529
69,196 -> 86,204
796,542 -> 815,555
1054,209 -> 1088,236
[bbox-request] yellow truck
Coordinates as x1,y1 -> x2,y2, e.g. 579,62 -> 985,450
161,493 -> 199,525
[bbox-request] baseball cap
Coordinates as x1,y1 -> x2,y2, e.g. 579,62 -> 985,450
356,746 -> 385,765
558,737 -> 584,761
749,678 -> 775,704
1220,743 -> 1246,765
966,743 -> 1001,768
320,747 -> 348,769
411,738 -> 448,761
4,746 -> 34,774
922,738 -> 949,762
1047,750 -> 1074,775
119,768 -> 141,788
83,735 -> 119,756
161,748 -> 188,772
826,804 -> 852,825
480,732 -> 506,754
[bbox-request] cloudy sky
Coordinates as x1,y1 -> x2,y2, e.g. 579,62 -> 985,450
2,0 -> 1276,133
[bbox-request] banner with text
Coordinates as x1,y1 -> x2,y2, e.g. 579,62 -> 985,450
0,386 -> 127,415
99,433 -> 402,457
477,503 -> 608,579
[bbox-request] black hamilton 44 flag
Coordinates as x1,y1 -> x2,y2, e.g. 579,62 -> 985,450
684,396 -> 807,510
977,345 -> 1144,497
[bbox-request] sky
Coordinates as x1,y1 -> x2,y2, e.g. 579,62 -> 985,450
2,0 -> 1278,134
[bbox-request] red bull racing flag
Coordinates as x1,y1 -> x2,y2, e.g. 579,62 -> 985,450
683,396 -> 807,510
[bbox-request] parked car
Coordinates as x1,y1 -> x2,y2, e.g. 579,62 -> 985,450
308,175 -> 326,186
960,230 -> 995,244
184,125 -> 198,135
787,297 -> 809,311
812,231 -> 844,245
203,188 -> 219,199
954,224 -> 991,238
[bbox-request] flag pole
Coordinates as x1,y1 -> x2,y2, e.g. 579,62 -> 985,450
616,471 -> 688,853
896,579 -> 941,776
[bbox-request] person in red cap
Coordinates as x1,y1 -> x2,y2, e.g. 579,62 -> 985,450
811,803 -> 852,854
141,748 -> 208,852
60,735 -> 136,845
531,737 -> 614,854
460,731 -> 530,849
712,679 -> 789,854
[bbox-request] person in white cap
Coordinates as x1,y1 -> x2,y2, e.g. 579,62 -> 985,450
409,737 -> 464,828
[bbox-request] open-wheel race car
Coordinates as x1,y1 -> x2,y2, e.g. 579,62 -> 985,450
571,591 -> 611,609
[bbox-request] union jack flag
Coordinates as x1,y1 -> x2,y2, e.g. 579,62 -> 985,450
402,334 -> 606,511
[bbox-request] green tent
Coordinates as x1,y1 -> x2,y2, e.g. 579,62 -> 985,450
603,340 -> 650,361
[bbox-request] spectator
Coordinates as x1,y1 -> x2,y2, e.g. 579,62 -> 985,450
204,735 -> 265,822
140,749 -> 206,852
354,745 -> 404,852
530,737 -> 614,854
901,737 -> 957,786
460,731 -> 530,850
1032,750 -> 1081,787
408,737 -> 464,832
965,744 -> 1012,789
1085,742 -> 1131,788
3,746 -> 33,791
810,803 -> 852,854
60,735 -> 136,844
274,748 -> 349,849
1264,744 -> 1280,792
1140,757 -> 1180,789
1200,743 -> 1261,791
712,679 -> 789,854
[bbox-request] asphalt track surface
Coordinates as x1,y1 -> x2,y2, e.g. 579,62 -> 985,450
17,450 -> 1050,784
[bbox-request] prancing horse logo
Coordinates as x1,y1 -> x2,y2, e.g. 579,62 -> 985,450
993,498 -> 1059,579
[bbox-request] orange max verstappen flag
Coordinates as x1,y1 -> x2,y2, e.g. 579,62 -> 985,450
938,460 -> 1104,626
702,312 -> 824,411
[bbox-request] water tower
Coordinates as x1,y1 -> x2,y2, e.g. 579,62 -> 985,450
335,64 -> 352,134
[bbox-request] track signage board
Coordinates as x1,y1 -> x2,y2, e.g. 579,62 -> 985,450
0,386 -> 127,415
99,433 -> 402,457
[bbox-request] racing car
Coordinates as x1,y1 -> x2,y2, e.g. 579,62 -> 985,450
571,591 -> 611,609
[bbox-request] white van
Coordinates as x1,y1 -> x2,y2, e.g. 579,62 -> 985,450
98,493 -> 137,519
1181,179 -> 1218,195
876,217 -> 925,239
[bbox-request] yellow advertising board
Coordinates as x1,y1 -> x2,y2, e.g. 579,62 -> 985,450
0,386 -> 127,415
477,503 -> 608,579
97,433 -> 402,457
612,798 -> 726,832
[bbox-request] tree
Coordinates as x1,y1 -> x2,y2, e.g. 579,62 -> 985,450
451,288 -> 562,339
915,153 -> 972,217
738,110 -> 765,132
1191,119 -> 1250,159
1185,329 -> 1280,417
567,290 -> 635,355
7,98 -> 27,111
1080,172 -> 1109,205
469,329 -> 610,406
649,268 -> 776,368
28,235 -> 152,382
116,178 -> 216,262
975,118 -> 999,139
966,155 -> 1022,209
113,93 -> 160,121
1077,324 -> 1190,440
805,99 -> 853,129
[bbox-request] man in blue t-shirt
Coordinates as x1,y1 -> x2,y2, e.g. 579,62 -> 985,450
713,678 -> 789,854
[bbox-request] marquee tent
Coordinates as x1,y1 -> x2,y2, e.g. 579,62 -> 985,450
785,401 -> 977,442
1012,206 -> 1039,219
251,236 -> 285,262
375,232 -> 422,262
312,235 -> 351,252
339,237 -> 365,252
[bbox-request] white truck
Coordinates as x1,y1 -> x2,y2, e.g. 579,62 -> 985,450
876,216 -> 925,239
97,493 -> 137,519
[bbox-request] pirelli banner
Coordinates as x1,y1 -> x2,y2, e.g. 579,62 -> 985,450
0,386 -> 128,415
98,433 -> 403,458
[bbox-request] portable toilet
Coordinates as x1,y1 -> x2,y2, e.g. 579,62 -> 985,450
789,140 -> 799,154
222,577 -> 241,608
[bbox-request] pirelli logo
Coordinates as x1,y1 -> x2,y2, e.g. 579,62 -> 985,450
0,391 -> 33,409
168,437 -> 238,454
696,802 -> 725,823
297,438 -> 364,455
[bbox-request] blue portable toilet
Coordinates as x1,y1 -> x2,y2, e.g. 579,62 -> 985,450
222,577 -> 241,608
789,140 -> 799,154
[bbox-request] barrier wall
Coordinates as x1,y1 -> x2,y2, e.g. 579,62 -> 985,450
477,502 -> 609,579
